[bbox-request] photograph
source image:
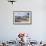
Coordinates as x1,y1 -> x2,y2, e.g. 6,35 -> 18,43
13,11 -> 32,25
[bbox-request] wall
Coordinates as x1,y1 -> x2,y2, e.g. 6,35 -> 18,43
0,0 -> 46,41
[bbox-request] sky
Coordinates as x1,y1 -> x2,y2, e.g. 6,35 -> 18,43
14,12 -> 32,17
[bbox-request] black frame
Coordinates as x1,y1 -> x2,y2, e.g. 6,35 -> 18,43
13,11 -> 32,25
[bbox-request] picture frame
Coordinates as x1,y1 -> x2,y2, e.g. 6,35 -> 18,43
13,11 -> 32,25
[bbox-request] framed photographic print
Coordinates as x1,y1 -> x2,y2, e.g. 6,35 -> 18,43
13,11 -> 32,25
